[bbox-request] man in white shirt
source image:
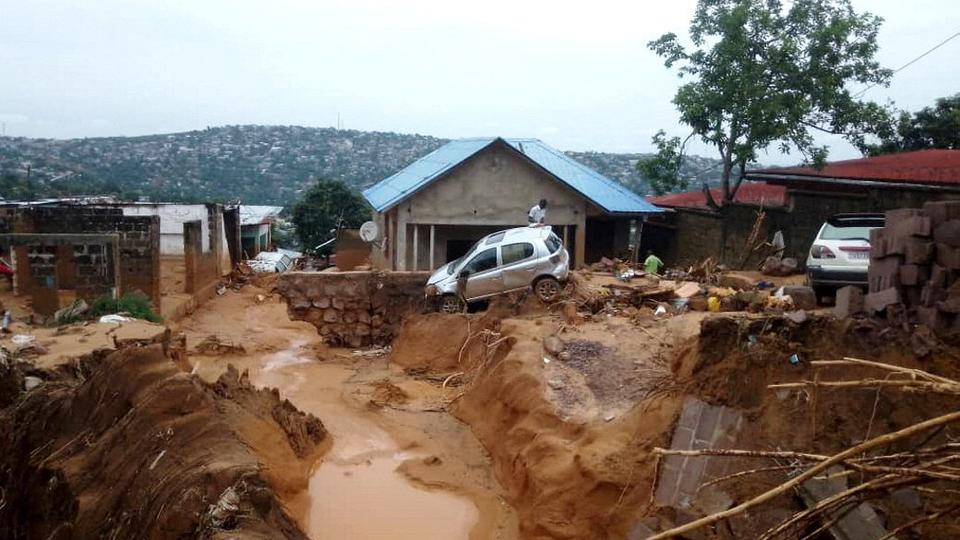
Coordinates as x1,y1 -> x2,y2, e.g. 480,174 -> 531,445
527,199 -> 548,226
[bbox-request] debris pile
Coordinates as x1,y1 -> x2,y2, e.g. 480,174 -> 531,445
866,201 -> 960,333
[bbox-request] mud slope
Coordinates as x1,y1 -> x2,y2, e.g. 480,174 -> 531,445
441,318 -> 679,540
0,344 -> 326,540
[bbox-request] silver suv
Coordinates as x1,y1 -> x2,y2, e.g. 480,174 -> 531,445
425,226 -> 570,313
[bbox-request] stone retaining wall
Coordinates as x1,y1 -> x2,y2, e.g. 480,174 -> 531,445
277,271 -> 430,347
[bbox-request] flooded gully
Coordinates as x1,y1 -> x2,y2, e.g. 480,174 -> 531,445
182,287 -> 517,540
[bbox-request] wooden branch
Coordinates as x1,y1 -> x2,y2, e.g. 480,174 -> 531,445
877,505 -> 960,540
646,410 -> 960,540
812,358 -> 959,385
653,448 -> 828,462
768,379 -> 960,395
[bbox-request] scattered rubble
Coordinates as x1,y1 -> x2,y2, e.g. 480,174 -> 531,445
867,201 -> 960,334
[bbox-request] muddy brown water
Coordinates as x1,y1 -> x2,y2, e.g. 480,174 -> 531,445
210,340 -> 480,539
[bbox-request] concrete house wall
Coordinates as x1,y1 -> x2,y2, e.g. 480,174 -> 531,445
375,142 -> 598,271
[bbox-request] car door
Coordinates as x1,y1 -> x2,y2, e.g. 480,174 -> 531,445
461,247 -> 503,300
500,241 -> 538,290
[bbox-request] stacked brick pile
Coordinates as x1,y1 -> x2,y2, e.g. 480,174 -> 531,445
864,200 -> 960,333
277,271 -> 429,347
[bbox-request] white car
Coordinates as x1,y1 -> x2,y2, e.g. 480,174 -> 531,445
425,226 -> 570,313
806,213 -> 884,297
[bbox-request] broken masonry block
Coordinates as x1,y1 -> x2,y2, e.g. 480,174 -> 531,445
322,308 -> 340,323
921,285 -> 947,308
885,208 -> 924,224
781,286 -> 817,310
834,286 -> 865,318
936,244 -> 960,270
891,214 -> 932,238
923,200 -> 960,225
903,238 -> 935,265
868,257 -> 900,292
869,228 -> 887,259
899,264 -> 929,286
930,264 -> 948,288
933,220 -> 960,248
865,287 -> 901,314
903,286 -> 923,307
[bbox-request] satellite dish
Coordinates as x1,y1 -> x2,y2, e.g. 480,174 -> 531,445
359,221 -> 379,242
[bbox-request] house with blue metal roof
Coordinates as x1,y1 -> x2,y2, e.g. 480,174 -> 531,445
362,137 -> 663,270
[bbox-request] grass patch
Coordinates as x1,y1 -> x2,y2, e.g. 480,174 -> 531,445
88,293 -> 162,323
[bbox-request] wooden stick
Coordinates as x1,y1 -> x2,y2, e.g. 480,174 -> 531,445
653,448 -> 828,461
820,357 -> 960,385
877,505 -> 960,540
760,453 -> 960,540
646,410 -> 960,540
768,379 -> 960,394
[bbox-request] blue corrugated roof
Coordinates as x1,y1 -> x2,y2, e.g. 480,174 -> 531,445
362,137 -> 663,214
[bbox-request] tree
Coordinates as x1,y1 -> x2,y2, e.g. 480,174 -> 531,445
641,0 -> 893,207
867,94 -> 960,155
291,178 -> 370,251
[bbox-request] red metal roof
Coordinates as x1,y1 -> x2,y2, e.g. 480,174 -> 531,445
648,182 -> 787,209
748,149 -> 960,185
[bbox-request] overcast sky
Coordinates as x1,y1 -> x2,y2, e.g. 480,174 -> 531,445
0,0 -> 957,164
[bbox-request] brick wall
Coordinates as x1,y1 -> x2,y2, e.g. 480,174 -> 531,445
184,220 -> 220,297
4,207 -> 160,307
647,185 -> 960,269
277,271 -> 430,347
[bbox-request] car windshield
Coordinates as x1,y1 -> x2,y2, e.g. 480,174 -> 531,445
820,223 -> 881,241
446,239 -> 483,275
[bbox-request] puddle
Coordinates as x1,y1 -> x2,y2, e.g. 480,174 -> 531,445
251,342 -> 479,540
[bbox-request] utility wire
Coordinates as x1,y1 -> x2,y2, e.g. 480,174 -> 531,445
855,30 -> 960,98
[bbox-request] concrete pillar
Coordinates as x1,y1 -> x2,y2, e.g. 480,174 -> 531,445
395,210 -> 408,271
429,225 -> 436,270
562,225 -> 569,248
412,224 -> 419,271
575,215 -> 586,269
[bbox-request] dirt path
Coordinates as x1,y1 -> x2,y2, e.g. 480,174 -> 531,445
178,285 -> 519,539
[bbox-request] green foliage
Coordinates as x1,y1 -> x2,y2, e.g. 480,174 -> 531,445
270,220 -> 300,250
647,0 -> 893,201
866,94 -> 960,155
636,131 -> 687,195
88,293 -> 161,323
291,179 -> 370,251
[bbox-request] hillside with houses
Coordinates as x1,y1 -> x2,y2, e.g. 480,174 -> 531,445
0,125 -> 723,204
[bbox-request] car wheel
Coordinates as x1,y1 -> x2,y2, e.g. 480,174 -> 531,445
439,295 -> 464,314
534,277 -> 561,303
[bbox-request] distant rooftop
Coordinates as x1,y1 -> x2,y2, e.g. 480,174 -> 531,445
648,183 -> 787,209
362,137 -> 663,214
747,149 -> 960,186
240,205 -> 284,226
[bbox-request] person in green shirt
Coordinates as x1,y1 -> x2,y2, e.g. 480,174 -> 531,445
643,250 -> 664,275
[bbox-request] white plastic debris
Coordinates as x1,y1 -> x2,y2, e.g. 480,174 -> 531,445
99,314 -> 132,324
24,376 -> 43,391
654,305 -> 667,317
11,334 -> 35,346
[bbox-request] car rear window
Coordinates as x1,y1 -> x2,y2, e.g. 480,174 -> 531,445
544,233 -> 562,254
820,223 -> 881,241
501,242 -> 534,265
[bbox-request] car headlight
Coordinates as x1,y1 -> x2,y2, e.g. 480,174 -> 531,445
425,284 -> 439,296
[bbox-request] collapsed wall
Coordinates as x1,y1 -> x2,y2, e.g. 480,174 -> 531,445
277,271 -> 429,347
867,200 -> 960,333
0,344 -> 326,539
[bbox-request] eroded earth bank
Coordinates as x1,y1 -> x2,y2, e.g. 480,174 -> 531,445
3,270 -> 960,539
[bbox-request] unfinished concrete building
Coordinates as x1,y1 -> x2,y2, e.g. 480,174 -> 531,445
0,201 -> 237,320
362,137 -> 664,270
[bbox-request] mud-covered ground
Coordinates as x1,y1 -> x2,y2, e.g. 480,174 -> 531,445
4,272 -> 960,539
